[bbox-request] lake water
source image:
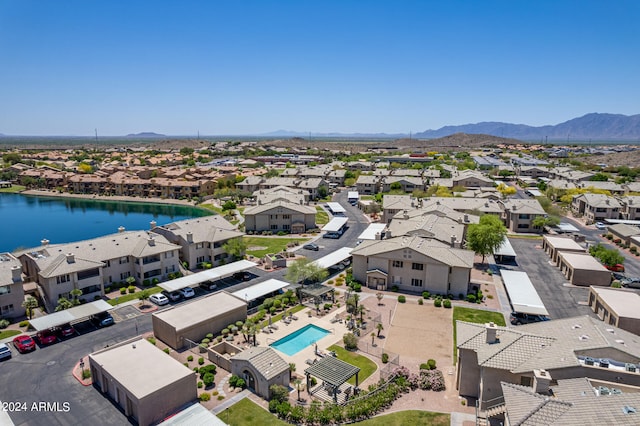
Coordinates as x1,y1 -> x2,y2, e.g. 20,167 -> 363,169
0,193 -> 211,253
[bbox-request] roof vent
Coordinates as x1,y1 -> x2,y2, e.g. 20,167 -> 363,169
606,328 -> 615,333
572,324 -> 582,329
623,406 -> 636,414
615,339 -> 625,345
579,334 -> 590,340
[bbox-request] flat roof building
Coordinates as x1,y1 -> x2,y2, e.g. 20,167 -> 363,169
152,291 -> 247,349
557,252 -> 611,287
542,235 -> 586,265
89,337 -> 196,426
588,286 -> 640,336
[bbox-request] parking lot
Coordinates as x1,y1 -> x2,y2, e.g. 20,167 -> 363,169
505,237 -> 596,320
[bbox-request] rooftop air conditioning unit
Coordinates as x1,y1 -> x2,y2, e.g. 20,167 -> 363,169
585,357 -> 595,366
626,363 -> 637,373
600,359 -> 610,369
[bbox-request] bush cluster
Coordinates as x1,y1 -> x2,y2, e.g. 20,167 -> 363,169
397,295 -> 406,303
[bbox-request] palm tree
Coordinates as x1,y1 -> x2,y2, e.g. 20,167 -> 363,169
376,322 -> 384,337
70,288 -> 83,306
356,305 -> 366,322
22,296 -> 38,320
294,378 -> 304,401
137,289 -> 150,306
289,363 -> 296,381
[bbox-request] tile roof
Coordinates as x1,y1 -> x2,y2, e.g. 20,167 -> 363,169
231,346 -> 289,381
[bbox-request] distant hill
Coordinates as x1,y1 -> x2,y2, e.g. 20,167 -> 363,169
260,129 -> 406,138
125,132 -> 166,138
394,133 -> 523,150
414,113 -> 640,141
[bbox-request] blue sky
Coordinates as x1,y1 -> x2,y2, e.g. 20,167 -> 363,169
0,0 -> 638,136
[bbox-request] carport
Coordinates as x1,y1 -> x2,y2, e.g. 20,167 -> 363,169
357,223 -> 387,241
501,270 -> 549,317
322,217 -> 349,234
231,279 -> 289,305
494,237 -> 516,264
159,260 -> 257,292
326,202 -> 346,216
29,300 -> 113,331
312,247 -> 353,270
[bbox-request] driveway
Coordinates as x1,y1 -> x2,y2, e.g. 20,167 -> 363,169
506,237 -> 596,320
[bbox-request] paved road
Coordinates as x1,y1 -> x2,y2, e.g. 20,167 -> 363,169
1,189 -> 372,425
506,237 -> 596,320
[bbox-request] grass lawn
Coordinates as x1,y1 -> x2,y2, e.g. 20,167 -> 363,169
107,286 -> 163,306
198,203 -> 224,215
315,206 -> 329,225
360,195 -> 374,200
243,236 -> 309,258
508,234 -> 543,240
355,410 -> 450,426
0,330 -> 21,339
452,306 -> 506,362
225,398 -> 287,426
0,185 -> 25,193
327,344 -> 378,385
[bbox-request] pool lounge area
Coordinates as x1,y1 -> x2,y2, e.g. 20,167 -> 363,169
270,324 -> 331,356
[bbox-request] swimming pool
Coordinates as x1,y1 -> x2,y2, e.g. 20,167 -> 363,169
270,324 -> 331,356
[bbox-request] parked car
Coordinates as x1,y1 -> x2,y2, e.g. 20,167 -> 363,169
606,263 -> 625,272
302,243 -> 319,251
232,272 -> 251,281
179,287 -> 195,299
12,335 -> 36,353
510,312 -> 550,325
200,281 -> 218,291
595,222 -> 607,230
162,290 -> 182,302
149,293 -> 169,306
36,329 -> 58,345
56,323 -> 77,338
323,232 -> 341,239
0,343 -> 11,361
621,277 -> 640,288
612,272 -> 627,281
90,312 -> 114,328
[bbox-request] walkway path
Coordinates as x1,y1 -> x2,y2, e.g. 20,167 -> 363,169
211,389 -> 250,414
217,373 -> 231,397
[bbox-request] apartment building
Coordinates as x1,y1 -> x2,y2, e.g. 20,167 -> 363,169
571,193 -> 621,224
244,200 -> 316,234
0,253 -> 26,318
499,199 -> 547,233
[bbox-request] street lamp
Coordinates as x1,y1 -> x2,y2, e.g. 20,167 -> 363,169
80,358 -> 85,377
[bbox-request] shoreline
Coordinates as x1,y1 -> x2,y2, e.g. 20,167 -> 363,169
19,189 -> 203,208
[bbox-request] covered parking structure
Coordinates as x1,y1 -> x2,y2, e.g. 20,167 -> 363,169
312,247 -> 353,271
305,356 -> 360,403
322,217 -> 349,237
231,279 -> 289,307
557,252 -> 612,287
357,223 -> 387,241
501,270 -> 549,317
326,202 -> 346,216
158,260 -> 257,293
29,300 -> 113,331
494,237 -> 516,264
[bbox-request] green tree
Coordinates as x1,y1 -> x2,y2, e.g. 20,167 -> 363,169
390,182 -> 402,191
284,258 -> 328,284
317,185 -> 329,199
22,296 -> 38,320
590,172 -> 609,182
2,153 -> 22,165
589,244 -> 624,267
179,147 -> 194,156
223,237 -> 247,260
70,288 -> 83,306
264,168 -> 280,178
138,289 -> 151,305
466,214 -> 507,263
221,200 -> 237,211
532,215 -> 561,229
55,297 -> 74,312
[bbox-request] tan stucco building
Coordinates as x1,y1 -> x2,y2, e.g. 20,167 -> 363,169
89,338 -> 197,426
231,346 -> 290,399
542,235 -> 586,265
152,291 -> 247,349
588,286 -> 640,336
557,252 -> 611,287
0,253 -> 26,318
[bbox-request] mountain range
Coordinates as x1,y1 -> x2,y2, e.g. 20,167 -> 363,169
261,113 -> 640,141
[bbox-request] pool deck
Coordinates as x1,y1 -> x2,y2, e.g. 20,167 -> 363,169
261,305 -> 351,375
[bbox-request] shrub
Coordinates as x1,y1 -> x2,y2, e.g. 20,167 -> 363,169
19,320 -> 29,328
187,355 -> 193,362
418,298 -> 423,305
199,364 -> 217,378
212,390 -> 218,396
458,293 -> 465,300
198,357 -> 205,365
163,348 -> 170,354
235,378 -> 246,388
206,333 -> 213,340
631,246 -> 638,253
203,373 -> 215,387
120,287 -> 127,295
420,363 -> 429,370
201,338 -> 210,345
434,299 -> 442,307
235,321 -> 244,328
328,280 -> 334,285
143,279 -> 150,287
199,392 -> 210,402
229,375 -> 240,388
152,278 -> 159,285
270,384 -> 289,403
193,367 -> 199,373
443,299 -> 452,309
353,283 -> 362,292
612,281 -> 622,288
183,362 -> 188,367
422,291 -> 430,299
310,376 -> 317,387
398,295 -> 406,303
324,303 -> 332,310
217,395 -> 225,401
197,381 -> 203,388
466,294 -> 476,303
82,369 -> 92,380
127,286 -> 136,294
343,332 -> 358,350
221,328 -> 230,336
391,285 -> 399,292
147,337 -> 156,345
427,359 -> 437,370
382,353 -> 389,364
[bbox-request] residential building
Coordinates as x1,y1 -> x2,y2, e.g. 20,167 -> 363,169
18,231 -> 181,311
571,194 -> 621,224
382,195 -> 418,223
236,175 -> 263,193
253,186 -> 310,205
244,200 -> 316,234
355,175 -> 379,195
379,176 -> 426,193
499,199 -> 547,233
231,347 -> 290,399
517,166 -> 551,179
456,315 -> 640,410
386,213 -> 466,248
588,286 -> 640,335
607,223 -> 640,246
152,216 -> 243,269
452,170 -> 495,188
351,236 -> 474,296
619,196 -> 640,220
0,253 -> 26,318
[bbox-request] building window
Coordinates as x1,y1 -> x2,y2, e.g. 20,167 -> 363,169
105,260 -> 111,267
283,224 -> 290,230
56,274 -> 70,284
78,268 -> 100,281
412,263 -> 424,271
392,260 -> 403,268
411,278 -> 423,287
517,224 -> 530,229
120,272 -> 131,280
283,214 -> 291,219
81,285 -> 101,295
1,304 -> 14,314
518,214 -> 530,219
119,257 -> 129,264
270,224 -> 278,230
0,285 -> 11,295
165,251 -> 174,258
197,256 -> 206,263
